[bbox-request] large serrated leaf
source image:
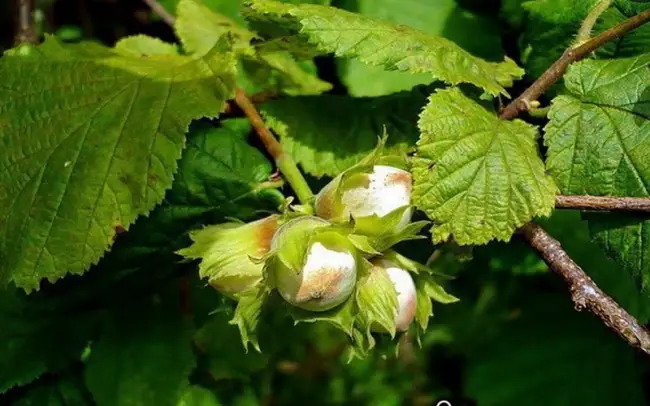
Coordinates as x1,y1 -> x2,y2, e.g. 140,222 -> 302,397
98,119 -> 284,273
544,54 -> 650,296
176,0 -> 255,55
412,88 -> 557,244
244,0 -> 523,96
260,86 -> 429,177
337,0 -> 504,97
0,37 -> 236,290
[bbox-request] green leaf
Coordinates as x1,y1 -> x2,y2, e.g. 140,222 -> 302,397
336,0 -> 504,96
160,0 -> 331,25
91,119 -> 284,276
354,261 -> 398,349
261,86 -> 429,177
178,386 -> 222,406
412,87 -> 557,244
465,292 -> 645,406
84,290 -> 196,406
176,0 -> 255,56
175,0 -> 330,95
195,310 -> 268,379
0,286 -> 98,393
0,37 -> 236,290
248,52 -> 332,95
521,0 -> 650,80
114,35 -> 180,57
244,0 -> 523,96
544,54 -> 650,296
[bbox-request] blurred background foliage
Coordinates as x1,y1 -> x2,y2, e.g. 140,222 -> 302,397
1,0 -> 650,405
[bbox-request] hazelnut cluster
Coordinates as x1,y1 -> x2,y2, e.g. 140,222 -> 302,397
178,144 -> 455,347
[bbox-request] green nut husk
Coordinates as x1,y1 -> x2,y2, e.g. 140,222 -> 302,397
177,215 -> 280,298
267,216 -> 359,312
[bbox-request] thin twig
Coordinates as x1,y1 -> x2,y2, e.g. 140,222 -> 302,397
15,0 -> 38,45
500,9 -> 650,354
520,223 -> 650,355
556,195 -> 650,212
499,7 -> 650,120
234,89 -> 284,161
142,0 -> 176,26
233,88 -> 314,205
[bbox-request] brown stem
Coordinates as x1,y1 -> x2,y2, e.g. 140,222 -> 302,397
520,223 -> 650,355
140,0 -> 279,156
499,7 -> 650,120
234,88 -> 284,160
142,0 -> 176,26
15,0 -> 37,45
235,89 -> 314,205
500,7 -> 650,355
555,195 -> 650,212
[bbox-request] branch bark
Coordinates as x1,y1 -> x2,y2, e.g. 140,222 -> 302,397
520,223 -> 650,354
555,195 -> 650,212
499,7 -> 650,120
15,0 -> 38,45
499,8 -> 650,354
